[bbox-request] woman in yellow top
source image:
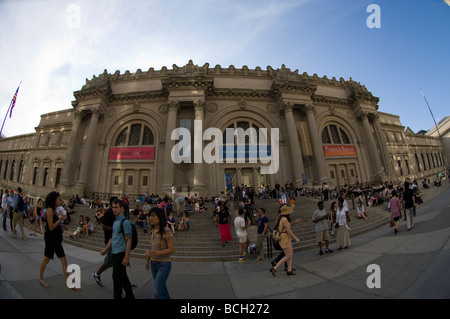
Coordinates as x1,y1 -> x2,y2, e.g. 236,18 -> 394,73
145,207 -> 175,299
270,205 -> 301,276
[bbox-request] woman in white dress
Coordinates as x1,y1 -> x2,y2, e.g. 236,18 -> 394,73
335,197 -> 350,250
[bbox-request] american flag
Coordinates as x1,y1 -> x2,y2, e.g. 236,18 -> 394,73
9,83 -> 21,118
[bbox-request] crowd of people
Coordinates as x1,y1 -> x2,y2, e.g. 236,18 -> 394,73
1,172 -> 447,297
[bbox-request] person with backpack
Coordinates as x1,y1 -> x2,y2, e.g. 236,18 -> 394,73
11,187 -> 25,240
100,198 -> 135,299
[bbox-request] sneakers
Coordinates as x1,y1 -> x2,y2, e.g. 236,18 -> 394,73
92,272 -> 103,287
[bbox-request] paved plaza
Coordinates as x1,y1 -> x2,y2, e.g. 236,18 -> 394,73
1,184 -> 449,303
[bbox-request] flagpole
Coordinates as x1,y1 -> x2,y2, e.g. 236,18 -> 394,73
420,88 -> 449,172
420,88 -> 442,138
0,81 -> 21,138
0,99 -> 13,138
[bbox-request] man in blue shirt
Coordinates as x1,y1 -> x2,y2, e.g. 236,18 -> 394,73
255,208 -> 269,261
100,199 -> 134,299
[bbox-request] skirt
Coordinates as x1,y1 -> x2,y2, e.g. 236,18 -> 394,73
219,223 -> 232,242
279,233 -> 292,250
336,226 -> 351,248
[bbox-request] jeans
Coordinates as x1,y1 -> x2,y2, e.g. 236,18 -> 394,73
134,220 -> 147,231
151,260 -> 171,299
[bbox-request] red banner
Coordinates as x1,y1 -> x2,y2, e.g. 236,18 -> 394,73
323,145 -> 356,157
109,147 -> 155,160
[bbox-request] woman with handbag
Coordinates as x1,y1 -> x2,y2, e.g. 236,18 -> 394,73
335,197 -> 350,250
269,205 -> 301,276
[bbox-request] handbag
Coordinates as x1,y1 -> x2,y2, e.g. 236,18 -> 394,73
272,229 -> 281,242
389,219 -> 394,228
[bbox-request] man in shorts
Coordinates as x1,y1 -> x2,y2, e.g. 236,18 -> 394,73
312,201 -> 333,255
234,208 -> 250,263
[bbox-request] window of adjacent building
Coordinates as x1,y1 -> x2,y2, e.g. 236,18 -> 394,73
405,160 -> 410,174
55,168 -> 62,187
43,168 -> 49,187
128,175 -> 133,186
17,160 -> 24,183
421,153 -> 427,171
330,170 -> 335,179
114,176 -> 119,185
143,176 -> 148,186
115,124 -> 154,147
3,160 -> 7,180
10,160 -> 15,181
426,153 -> 431,170
32,167 -> 38,185
398,160 -> 403,176
321,125 -> 351,144
415,154 -> 421,172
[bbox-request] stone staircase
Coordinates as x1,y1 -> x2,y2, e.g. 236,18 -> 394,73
61,195 -> 391,262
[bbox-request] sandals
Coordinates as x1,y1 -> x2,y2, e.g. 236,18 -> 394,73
269,267 -> 276,277
39,279 -> 50,288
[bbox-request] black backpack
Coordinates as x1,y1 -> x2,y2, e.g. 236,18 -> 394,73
120,218 -> 138,250
15,194 -> 24,212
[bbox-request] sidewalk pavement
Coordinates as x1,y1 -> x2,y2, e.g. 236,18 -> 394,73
1,184 -> 449,300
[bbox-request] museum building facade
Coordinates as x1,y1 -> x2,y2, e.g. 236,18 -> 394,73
0,61 -> 447,200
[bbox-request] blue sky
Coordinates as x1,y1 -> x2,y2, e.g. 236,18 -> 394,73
0,0 -> 449,137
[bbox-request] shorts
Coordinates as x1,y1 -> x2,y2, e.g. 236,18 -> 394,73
104,250 -> 114,268
44,237 -> 65,259
236,231 -> 248,243
316,230 -> 330,243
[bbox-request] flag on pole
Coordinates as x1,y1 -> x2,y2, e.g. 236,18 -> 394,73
9,83 -> 21,118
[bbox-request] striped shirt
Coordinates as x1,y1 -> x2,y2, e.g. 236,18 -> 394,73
150,227 -> 174,262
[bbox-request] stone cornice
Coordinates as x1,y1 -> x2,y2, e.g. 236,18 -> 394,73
74,60 -> 380,107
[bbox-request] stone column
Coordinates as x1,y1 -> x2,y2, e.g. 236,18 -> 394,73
61,110 -> 82,186
304,104 -> 328,183
191,100 -> 206,194
282,102 -> 305,188
252,167 -> 259,188
235,168 -> 242,189
134,169 -> 140,195
161,100 -> 179,194
77,108 -> 101,193
372,114 -> 394,177
358,111 -> 383,180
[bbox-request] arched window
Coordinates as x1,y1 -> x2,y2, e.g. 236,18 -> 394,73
115,124 -> 154,147
321,124 -> 351,144
222,121 -> 267,144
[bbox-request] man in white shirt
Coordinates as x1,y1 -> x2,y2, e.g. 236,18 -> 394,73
234,208 -> 250,263
2,189 -> 9,231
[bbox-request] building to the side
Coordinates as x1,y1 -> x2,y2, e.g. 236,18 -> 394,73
0,61 -> 447,200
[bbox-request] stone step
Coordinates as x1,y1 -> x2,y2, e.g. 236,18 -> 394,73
62,210 -> 390,261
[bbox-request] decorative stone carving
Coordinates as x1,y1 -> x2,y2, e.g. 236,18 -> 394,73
206,103 -> 218,113
266,104 -> 278,114
238,99 -> 247,110
133,103 -> 140,112
106,108 -> 116,118
159,104 -> 169,114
